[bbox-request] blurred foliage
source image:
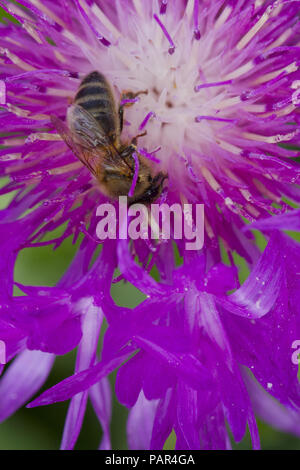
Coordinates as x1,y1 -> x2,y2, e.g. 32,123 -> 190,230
0,3 -> 300,451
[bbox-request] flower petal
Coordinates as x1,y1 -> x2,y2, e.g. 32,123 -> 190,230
60,299 -> 103,450
117,239 -> 168,297
127,391 -> 158,450
199,292 -> 234,370
244,371 -> 300,438
245,209 -> 300,232
89,377 -> 112,450
134,328 -> 213,390
175,382 -> 200,449
150,389 -> 175,450
27,353 -> 129,408
116,352 -> 144,408
0,349 -> 54,421
219,233 -> 284,318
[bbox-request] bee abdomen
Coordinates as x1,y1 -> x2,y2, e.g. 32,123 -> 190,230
80,71 -> 105,86
75,71 -> 117,138
77,98 -> 111,111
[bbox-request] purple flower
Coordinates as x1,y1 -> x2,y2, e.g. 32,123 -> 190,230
0,0 -> 300,450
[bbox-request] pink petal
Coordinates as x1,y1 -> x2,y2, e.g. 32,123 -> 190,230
61,300 -> 104,450
0,349 -> 54,421
220,233 -> 284,318
127,391 -> 158,450
89,377 -> 112,450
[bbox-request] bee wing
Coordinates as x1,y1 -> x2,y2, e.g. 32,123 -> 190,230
67,104 -> 110,148
50,114 -> 101,176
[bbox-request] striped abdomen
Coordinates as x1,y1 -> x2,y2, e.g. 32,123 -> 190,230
74,71 -> 118,142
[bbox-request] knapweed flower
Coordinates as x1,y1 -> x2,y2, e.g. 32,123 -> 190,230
0,0 -> 300,450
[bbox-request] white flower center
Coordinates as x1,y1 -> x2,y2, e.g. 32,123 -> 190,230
86,5 -> 235,176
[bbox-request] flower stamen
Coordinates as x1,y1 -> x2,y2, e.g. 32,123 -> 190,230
160,0 -> 168,15
132,0 -> 143,17
26,132 -> 62,143
243,130 -> 299,143
30,0 -> 68,29
128,152 -> 140,198
91,3 -> 121,38
194,80 -> 232,92
120,97 -> 140,107
223,61 -> 253,80
0,47 -> 35,71
237,4 -> 276,51
153,14 -> 175,55
195,115 -> 236,124
139,111 -> 156,130
138,147 -> 161,164
254,62 -> 298,85
193,0 -> 201,40
74,0 -> 111,47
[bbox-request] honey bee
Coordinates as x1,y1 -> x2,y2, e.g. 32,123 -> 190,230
52,71 -> 166,204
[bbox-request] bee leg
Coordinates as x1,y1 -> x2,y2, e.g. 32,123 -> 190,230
120,89 -> 148,104
119,107 -> 125,133
119,90 -> 148,132
130,131 -> 147,146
